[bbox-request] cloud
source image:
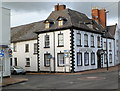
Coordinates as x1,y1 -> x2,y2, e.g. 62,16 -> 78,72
2,2 -> 118,27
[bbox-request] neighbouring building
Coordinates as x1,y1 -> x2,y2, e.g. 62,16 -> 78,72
0,7 -> 11,77
35,4 -> 117,72
11,21 -> 43,72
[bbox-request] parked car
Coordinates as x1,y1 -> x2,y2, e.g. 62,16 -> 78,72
11,66 -> 26,75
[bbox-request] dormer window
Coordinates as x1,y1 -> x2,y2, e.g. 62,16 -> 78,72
45,21 -> 50,29
58,20 -> 63,26
44,20 -> 54,29
57,17 -> 67,27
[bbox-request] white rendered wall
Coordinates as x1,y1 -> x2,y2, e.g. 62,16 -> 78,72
102,38 -> 115,67
38,29 -> 71,72
11,40 -> 37,72
0,8 -> 10,45
0,8 -> 10,77
74,29 -> 101,72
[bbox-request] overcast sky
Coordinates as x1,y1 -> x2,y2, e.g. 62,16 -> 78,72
2,2 -> 118,27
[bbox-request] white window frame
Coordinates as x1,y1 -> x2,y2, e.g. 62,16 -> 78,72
77,33 -> 81,46
44,53 -> 50,67
91,35 -> 94,47
25,44 -> 29,52
45,35 -> 50,48
91,52 -> 95,65
84,52 -> 89,66
97,36 -> 100,47
58,33 -> 64,46
84,34 -> 88,47
58,20 -> 63,26
34,43 -> 37,54
77,52 -> 82,66
25,58 -> 30,67
109,54 -> 112,63
13,43 -> 17,52
58,53 -> 64,67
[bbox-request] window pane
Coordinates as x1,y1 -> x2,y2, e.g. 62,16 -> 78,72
58,53 -> 64,66
58,34 -> 64,46
84,53 -> 89,65
91,53 -> 95,65
34,43 -> 37,53
77,53 -> 82,66
44,54 -> 50,66
77,33 -> 81,46
45,35 -> 50,47
84,34 -> 88,46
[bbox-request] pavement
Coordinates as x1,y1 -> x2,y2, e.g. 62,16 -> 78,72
1,65 -> 119,87
27,65 -> 119,75
1,76 -> 28,87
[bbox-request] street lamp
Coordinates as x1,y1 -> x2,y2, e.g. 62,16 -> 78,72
103,30 -> 109,71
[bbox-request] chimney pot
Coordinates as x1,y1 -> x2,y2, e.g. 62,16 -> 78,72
55,4 -> 66,11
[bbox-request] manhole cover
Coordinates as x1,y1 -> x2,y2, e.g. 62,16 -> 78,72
78,76 -> 106,80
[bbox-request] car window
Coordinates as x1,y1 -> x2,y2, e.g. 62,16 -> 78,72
14,66 -> 23,69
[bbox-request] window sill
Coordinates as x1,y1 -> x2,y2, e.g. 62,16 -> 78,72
77,45 -> 82,47
84,45 -> 89,47
91,46 -> 95,48
44,47 -> 50,48
33,53 -> 37,55
84,64 -> 89,66
58,65 -> 64,67
77,65 -> 82,66
25,51 -> 29,53
97,46 -> 101,48
57,45 -> 64,47
25,65 -> 30,67
44,65 -> 50,67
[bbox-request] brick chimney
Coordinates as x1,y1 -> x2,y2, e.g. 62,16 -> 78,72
92,8 -> 107,28
55,4 -> 66,11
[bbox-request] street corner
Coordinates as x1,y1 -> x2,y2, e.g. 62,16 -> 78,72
2,77 -> 28,87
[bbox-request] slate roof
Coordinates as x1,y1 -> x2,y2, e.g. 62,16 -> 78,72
104,24 -> 117,39
35,9 -> 105,34
11,21 -> 43,43
11,8 -> 116,43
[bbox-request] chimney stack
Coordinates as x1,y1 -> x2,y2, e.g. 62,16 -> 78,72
55,4 -> 66,11
92,8 -> 107,28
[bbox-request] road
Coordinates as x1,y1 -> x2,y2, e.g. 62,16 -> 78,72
2,71 -> 119,90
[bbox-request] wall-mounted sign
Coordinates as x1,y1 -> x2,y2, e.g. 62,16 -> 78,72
0,50 -> 4,57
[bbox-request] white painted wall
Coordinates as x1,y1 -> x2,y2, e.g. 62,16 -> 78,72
38,29 -> 115,72
11,40 -> 38,72
74,29 -> 101,71
115,26 -> 119,65
38,29 -> 71,72
0,8 -> 10,45
0,8 -> 10,77
102,38 -> 115,67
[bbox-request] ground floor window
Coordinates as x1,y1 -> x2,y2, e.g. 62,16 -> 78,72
84,52 -> 89,66
57,53 -> 64,67
25,58 -> 30,67
77,52 -> 82,66
14,58 -> 17,66
109,54 -> 112,63
44,53 -> 50,67
104,54 -> 107,64
10,58 -> 12,66
91,52 -> 95,65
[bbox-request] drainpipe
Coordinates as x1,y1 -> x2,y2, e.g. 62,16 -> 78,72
53,32 -> 56,72
37,34 -> 40,72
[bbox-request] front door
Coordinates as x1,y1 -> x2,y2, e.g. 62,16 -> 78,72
97,55 -> 101,68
